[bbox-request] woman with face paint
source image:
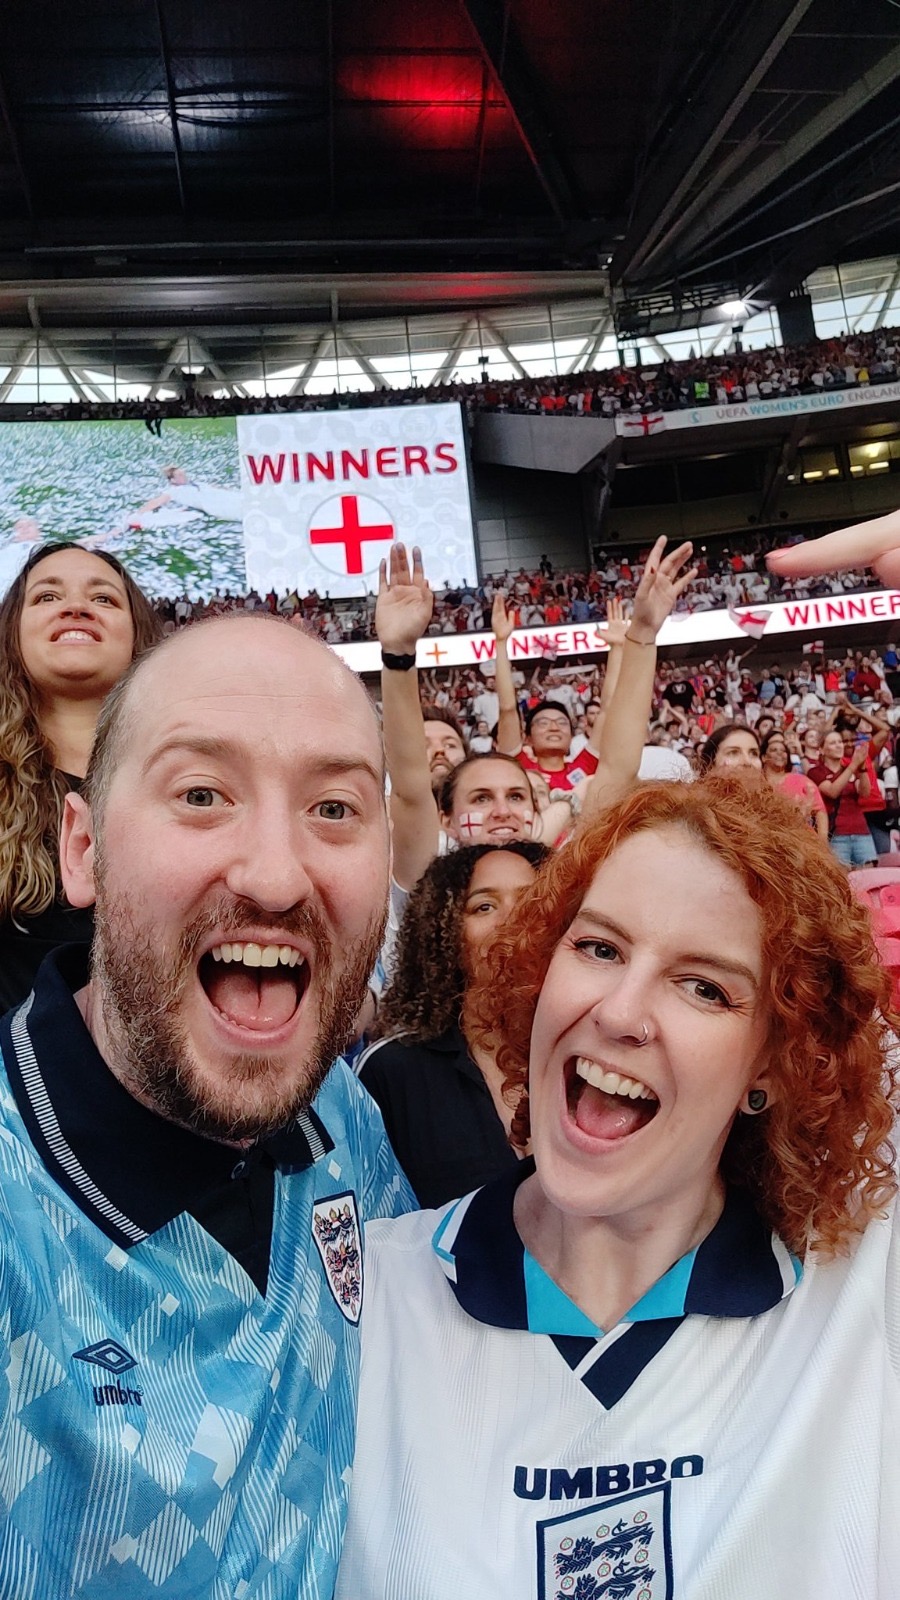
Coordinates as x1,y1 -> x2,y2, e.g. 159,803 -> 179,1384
338,778 -> 899,1599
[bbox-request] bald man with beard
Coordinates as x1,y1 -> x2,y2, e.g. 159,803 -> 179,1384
0,615 -> 413,1599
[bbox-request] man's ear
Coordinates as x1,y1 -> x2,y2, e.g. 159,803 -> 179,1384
60,792 -> 98,909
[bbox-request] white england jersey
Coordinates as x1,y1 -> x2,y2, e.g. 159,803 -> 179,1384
336,1161 -> 900,1600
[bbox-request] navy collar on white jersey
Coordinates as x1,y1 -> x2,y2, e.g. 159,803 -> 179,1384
0,946 -> 334,1251
433,1159 -> 802,1409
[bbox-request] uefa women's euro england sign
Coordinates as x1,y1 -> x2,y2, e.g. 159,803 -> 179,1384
237,403 -> 477,597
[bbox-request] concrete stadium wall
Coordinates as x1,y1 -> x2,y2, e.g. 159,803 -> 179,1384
471,463 -> 590,577
472,412 -> 616,472
606,472 -> 900,547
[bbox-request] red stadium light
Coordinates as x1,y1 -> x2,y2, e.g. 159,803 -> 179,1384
336,56 -> 504,148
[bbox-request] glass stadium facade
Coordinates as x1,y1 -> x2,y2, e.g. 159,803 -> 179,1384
1,255 -> 898,406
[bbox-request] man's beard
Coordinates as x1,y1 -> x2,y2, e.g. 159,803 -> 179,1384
91,875 -> 386,1144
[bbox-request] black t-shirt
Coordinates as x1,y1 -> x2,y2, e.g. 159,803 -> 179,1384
0,772 -> 94,1014
358,1024 -> 519,1208
663,681 -> 695,712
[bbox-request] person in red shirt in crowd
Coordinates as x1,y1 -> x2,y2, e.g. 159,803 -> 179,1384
824,662 -> 842,698
515,702 -> 599,792
835,704 -> 892,855
543,595 -> 565,626
850,655 -> 882,701
495,592 -> 668,793
807,731 -> 874,869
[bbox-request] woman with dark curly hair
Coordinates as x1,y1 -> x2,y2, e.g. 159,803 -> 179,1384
0,542 -> 160,1008
338,778 -> 900,1600
358,840 -> 549,1206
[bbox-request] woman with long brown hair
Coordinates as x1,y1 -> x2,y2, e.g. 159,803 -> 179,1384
0,541 -> 160,1008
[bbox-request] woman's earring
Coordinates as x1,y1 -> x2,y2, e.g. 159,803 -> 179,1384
746,1088 -> 767,1113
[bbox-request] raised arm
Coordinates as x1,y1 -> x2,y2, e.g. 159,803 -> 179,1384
587,596 -> 628,753
493,591 -> 525,755
815,743 -> 871,802
579,538 -> 696,823
853,703 -> 892,754
376,544 -> 440,891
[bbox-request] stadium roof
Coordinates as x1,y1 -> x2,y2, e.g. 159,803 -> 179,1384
0,0 -> 897,326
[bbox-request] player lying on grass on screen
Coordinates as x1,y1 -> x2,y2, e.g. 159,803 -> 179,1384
376,537 -> 695,896
337,777 -> 899,1600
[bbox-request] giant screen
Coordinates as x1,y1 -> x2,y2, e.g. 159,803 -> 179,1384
0,402 -> 478,600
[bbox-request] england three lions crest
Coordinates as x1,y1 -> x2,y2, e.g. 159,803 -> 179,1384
312,1191 -> 363,1323
538,1483 -> 673,1600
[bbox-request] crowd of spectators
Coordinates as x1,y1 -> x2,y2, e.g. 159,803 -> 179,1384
419,641 -> 900,807
12,324 -> 899,427
150,529 -> 880,644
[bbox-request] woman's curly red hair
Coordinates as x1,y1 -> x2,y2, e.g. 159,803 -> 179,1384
464,776 -> 899,1256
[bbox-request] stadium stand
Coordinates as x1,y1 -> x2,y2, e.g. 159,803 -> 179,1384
10,324 -> 899,424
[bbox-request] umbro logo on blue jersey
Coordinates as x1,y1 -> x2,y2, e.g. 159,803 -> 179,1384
72,1340 -> 143,1409
72,1338 -> 137,1375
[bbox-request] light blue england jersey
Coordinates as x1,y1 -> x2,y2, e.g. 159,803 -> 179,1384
0,953 -> 414,1599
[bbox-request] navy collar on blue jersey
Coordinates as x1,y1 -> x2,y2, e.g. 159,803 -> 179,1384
433,1158 -> 802,1335
0,946 -> 334,1250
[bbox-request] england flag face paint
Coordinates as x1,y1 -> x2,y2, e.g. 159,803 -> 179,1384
457,811 -> 486,840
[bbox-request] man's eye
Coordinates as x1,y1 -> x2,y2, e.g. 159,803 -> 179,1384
316,800 -> 351,820
184,788 -> 219,808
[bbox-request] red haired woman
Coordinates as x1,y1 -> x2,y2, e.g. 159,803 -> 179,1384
337,778 -> 899,1600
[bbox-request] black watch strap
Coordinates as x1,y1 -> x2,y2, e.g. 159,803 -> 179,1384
381,650 -> 417,671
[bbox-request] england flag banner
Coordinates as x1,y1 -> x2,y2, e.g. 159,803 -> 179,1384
237,403 -> 477,597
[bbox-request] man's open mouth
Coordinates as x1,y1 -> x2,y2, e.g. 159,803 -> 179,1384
565,1055 -> 660,1141
197,941 -> 309,1032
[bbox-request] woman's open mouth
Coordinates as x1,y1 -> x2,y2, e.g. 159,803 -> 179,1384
564,1055 -> 660,1142
198,941 -> 310,1033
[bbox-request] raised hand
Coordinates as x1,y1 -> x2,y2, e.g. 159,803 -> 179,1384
595,594 -> 630,649
849,742 -> 870,771
491,589 -> 517,643
628,536 -> 696,643
766,507 -> 900,587
375,543 -> 434,654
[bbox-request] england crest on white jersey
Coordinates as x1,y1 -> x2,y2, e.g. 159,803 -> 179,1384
537,1482 -> 672,1600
